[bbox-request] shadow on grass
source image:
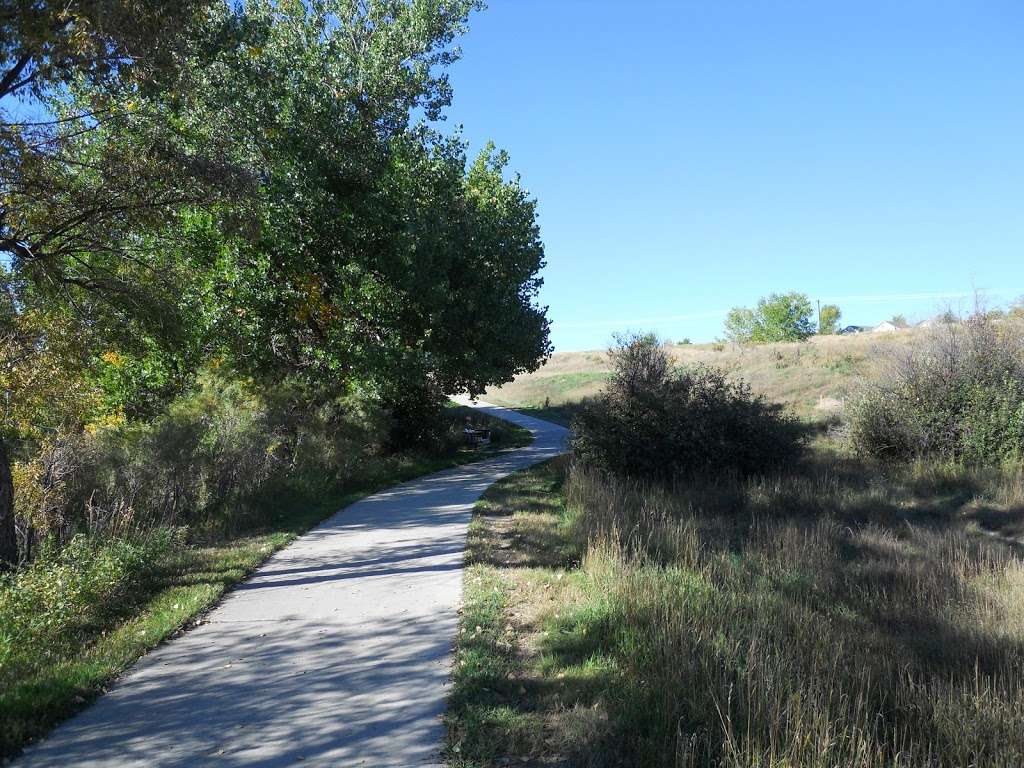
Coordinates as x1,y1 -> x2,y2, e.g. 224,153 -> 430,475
465,459 -> 581,571
452,449 -> 1024,767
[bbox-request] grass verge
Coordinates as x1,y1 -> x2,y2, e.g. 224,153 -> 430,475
0,407 -> 531,761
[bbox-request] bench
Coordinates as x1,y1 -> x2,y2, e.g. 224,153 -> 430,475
463,427 -> 492,447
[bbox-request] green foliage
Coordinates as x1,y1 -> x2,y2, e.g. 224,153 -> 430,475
0,1 -> 213,101
818,303 -> 841,335
4,1 -> 548,412
848,313 -> 1024,463
2,0 -> 551,564
891,313 -> 909,328
13,373 -> 390,541
752,291 -> 816,342
724,292 -> 816,344
570,334 -> 803,480
723,306 -> 756,345
0,530 -> 177,677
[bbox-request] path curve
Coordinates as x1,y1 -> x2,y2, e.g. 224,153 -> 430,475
16,400 -> 567,768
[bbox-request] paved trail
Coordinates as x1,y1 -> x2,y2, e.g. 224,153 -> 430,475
16,401 -> 567,768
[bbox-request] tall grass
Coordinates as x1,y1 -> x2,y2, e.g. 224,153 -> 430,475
562,460 -> 1024,767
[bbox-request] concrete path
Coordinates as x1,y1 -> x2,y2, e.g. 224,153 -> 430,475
15,400 -> 567,768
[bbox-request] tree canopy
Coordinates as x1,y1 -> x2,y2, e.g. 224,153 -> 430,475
723,292 -> 816,344
0,0 -> 552,565
818,304 -> 841,335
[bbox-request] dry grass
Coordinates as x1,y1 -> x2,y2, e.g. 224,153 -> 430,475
485,330 -> 925,420
448,453 -> 1024,767
458,325 -> 1024,765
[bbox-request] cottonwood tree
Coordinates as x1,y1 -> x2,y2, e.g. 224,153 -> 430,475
1,1 -> 234,565
724,307 -> 756,345
1,0 -> 228,280
152,1 -> 546,442
0,0 -> 550,564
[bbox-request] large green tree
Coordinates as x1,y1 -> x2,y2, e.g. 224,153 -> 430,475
0,0 -> 551,564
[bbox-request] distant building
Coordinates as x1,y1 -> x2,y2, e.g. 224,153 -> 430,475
917,314 -> 958,329
872,321 -> 898,333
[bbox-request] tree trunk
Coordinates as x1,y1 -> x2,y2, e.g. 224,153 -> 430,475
0,435 -> 17,569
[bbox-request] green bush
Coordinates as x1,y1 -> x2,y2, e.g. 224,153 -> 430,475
14,373 -> 395,542
14,372 -> 522,552
848,314 -> 1024,463
571,334 -> 803,481
0,530 -> 176,676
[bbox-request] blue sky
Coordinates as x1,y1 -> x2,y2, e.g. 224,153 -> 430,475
444,1 -> 1024,351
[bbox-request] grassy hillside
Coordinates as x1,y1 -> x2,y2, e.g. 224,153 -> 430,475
451,322 -> 1024,766
485,329 -> 925,421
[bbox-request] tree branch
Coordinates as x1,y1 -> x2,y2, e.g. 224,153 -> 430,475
0,53 -> 33,100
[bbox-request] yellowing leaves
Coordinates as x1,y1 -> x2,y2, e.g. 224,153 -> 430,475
293,276 -> 339,326
1,312 -> 104,440
84,410 -> 126,436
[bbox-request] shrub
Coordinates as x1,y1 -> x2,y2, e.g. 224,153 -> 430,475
848,313 -> 1024,462
0,530 -> 177,676
571,334 -> 803,480
12,373 -> 391,546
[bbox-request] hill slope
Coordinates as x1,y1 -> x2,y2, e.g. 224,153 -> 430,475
485,329 -> 925,420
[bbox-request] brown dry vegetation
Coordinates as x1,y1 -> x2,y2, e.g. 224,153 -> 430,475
448,455 -> 1024,768
485,329 -> 926,421
453,323 -> 1024,767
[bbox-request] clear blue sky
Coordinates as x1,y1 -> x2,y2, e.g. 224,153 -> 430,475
444,1 -> 1024,351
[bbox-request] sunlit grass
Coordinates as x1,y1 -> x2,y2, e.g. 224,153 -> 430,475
484,329 -> 926,421
448,452 -> 1024,767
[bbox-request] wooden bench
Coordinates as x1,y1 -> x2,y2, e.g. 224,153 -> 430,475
463,427 -> 492,447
